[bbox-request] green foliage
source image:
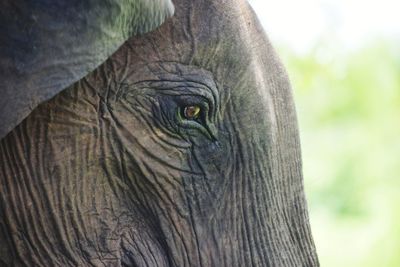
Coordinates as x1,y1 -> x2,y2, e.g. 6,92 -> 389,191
278,39 -> 400,267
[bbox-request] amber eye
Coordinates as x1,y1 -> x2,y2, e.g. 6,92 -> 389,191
183,105 -> 201,120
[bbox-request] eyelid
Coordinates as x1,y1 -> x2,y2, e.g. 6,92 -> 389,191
178,116 -> 216,140
161,87 -> 216,120
175,97 -> 216,140
134,82 -> 218,122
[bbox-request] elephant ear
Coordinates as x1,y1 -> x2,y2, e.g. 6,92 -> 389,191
0,0 -> 174,140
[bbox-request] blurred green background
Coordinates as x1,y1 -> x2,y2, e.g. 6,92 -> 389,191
281,40 -> 400,267
249,0 -> 400,266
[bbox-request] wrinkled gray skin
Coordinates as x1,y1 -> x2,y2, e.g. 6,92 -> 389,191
0,0 -> 319,266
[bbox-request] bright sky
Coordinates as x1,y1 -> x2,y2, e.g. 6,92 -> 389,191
248,0 -> 400,53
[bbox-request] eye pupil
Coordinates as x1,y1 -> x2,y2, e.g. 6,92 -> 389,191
183,105 -> 201,119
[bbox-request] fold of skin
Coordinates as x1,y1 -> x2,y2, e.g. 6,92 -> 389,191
0,0 -> 174,139
0,0 -> 319,266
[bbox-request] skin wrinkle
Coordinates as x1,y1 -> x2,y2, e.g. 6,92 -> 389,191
0,0 -> 318,266
123,94 -> 189,149
21,124 -> 53,264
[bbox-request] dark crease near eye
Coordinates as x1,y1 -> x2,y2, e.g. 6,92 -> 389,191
140,83 -> 215,104
121,96 -> 188,146
128,79 -> 219,116
172,88 -> 215,118
130,88 -> 217,125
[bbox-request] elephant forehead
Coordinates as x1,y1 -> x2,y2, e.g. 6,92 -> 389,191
109,0 -> 285,106
124,62 -> 218,88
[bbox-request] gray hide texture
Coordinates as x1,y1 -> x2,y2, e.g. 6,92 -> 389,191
0,0 -> 174,139
0,0 -> 319,266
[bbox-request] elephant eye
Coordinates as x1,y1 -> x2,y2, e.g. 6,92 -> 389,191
175,100 -> 215,140
182,105 -> 201,120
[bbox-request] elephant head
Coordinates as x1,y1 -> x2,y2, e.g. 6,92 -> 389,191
0,0 -> 319,266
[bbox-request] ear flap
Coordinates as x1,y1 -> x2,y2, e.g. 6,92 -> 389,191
0,0 -> 174,139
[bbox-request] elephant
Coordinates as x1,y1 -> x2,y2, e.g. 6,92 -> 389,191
0,0 -> 319,266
